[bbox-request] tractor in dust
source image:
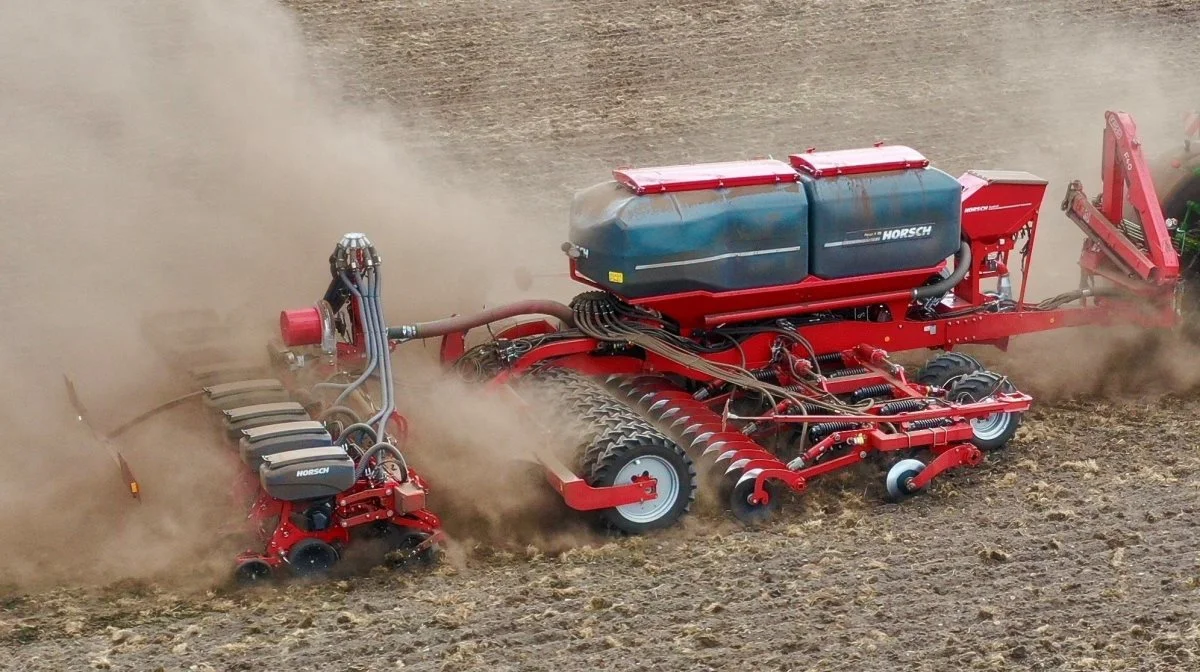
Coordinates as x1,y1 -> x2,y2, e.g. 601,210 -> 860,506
106,110 -> 1195,582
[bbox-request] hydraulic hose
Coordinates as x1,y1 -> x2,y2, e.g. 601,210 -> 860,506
359,271 -> 379,426
366,268 -> 396,434
388,300 -> 576,340
328,271 -> 380,406
358,271 -> 386,430
913,241 -> 972,300
336,422 -> 378,444
355,441 -> 409,480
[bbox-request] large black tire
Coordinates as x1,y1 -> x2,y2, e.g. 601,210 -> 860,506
916,352 -> 984,388
948,370 -> 1021,451
588,432 -> 696,534
527,367 -> 664,474
1152,154 -> 1200,326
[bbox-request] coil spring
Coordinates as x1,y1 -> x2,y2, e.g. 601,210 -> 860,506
878,399 -> 927,415
741,402 -> 824,435
850,383 -> 892,402
815,352 -> 844,364
809,421 -> 861,440
751,368 -> 779,382
827,366 -> 869,379
907,418 -> 956,431
785,400 -> 824,415
1121,218 -> 1148,251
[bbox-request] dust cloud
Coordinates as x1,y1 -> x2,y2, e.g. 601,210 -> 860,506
390,354 -> 607,561
2,0 -> 1199,593
0,0 -> 560,591
945,16 -> 1200,400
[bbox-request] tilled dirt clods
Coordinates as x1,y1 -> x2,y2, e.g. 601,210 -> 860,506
5,0 -> 1200,670
5,397 -> 1200,671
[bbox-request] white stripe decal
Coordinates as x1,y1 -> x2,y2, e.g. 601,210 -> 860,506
962,202 -> 1033,214
821,239 -> 873,248
633,245 -> 804,270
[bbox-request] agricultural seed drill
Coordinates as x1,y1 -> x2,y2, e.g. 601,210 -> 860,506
103,110 -> 1194,582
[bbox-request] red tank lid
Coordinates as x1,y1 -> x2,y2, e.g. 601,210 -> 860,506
614,159 -> 799,195
789,145 -> 929,177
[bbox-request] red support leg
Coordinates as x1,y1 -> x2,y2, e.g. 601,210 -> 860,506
908,443 -> 984,491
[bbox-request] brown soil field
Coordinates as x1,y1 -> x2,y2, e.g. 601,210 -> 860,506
4,1 -> 1200,671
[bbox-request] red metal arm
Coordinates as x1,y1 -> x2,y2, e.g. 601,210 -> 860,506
1061,110 -> 1179,285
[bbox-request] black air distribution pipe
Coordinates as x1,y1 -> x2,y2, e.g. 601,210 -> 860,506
913,241 -> 972,300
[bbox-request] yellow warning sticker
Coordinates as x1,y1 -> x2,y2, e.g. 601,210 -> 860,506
608,271 -> 624,283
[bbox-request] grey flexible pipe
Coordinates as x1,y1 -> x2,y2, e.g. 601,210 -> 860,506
360,272 -> 386,429
355,441 -> 408,480
333,273 -> 376,405
337,422 -> 378,444
365,269 -> 395,434
388,299 -> 576,340
912,241 -> 972,300
327,271 -> 380,406
377,270 -> 395,435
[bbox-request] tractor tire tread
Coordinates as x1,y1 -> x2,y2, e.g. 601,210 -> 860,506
588,430 -> 697,534
525,366 -> 670,474
916,352 -> 984,387
949,370 -> 1022,450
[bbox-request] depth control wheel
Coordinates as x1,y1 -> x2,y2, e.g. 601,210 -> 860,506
949,370 -> 1022,450
287,538 -> 339,579
382,527 -> 441,569
727,475 -> 780,526
885,458 -> 926,501
234,560 -> 272,586
589,432 -> 696,534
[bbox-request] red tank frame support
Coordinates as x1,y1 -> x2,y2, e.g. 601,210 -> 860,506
1062,111 -> 1179,287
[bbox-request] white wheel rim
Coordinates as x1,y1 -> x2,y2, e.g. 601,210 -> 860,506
614,455 -> 680,524
971,408 -> 1012,442
886,458 -> 925,499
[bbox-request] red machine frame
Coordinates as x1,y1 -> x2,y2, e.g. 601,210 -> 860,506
133,109 -> 1178,550
436,110 -> 1182,514
235,470 -> 443,572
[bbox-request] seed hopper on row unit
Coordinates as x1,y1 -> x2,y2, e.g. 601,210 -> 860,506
86,110 -> 1198,582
